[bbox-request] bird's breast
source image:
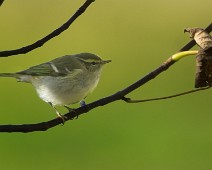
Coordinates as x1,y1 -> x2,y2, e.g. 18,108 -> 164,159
31,71 -> 101,106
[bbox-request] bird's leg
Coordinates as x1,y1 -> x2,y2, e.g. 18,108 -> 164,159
48,102 -> 66,124
80,100 -> 90,112
64,106 -> 78,119
80,100 -> 86,107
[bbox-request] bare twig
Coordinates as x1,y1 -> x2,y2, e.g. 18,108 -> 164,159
0,23 -> 211,133
0,0 -> 95,57
122,86 -> 210,103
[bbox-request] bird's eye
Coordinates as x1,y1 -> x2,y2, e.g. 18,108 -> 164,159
91,62 -> 96,66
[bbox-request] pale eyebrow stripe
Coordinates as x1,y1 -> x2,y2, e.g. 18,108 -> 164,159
79,58 -> 100,63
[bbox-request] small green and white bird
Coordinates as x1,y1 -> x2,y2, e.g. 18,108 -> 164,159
0,53 -> 111,122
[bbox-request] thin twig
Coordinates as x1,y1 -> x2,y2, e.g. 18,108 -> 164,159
0,0 -> 95,57
122,86 -> 210,103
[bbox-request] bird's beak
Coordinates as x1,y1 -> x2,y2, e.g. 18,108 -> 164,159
101,60 -> 112,64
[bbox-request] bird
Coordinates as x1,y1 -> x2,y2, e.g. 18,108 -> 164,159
0,53 -> 111,122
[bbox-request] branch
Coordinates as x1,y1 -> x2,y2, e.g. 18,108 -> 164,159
123,25 -> 212,104
122,86 -> 210,103
0,0 -> 95,57
0,23 -> 212,133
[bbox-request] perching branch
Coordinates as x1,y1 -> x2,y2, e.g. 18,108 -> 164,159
0,0 -> 95,57
0,23 -> 211,133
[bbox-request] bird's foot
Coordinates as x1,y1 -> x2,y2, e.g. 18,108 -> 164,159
80,100 -> 86,107
64,106 -> 78,119
80,100 -> 90,112
48,102 -> 67,125
56,112 -> 67,125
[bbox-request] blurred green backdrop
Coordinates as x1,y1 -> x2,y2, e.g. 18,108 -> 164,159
0,0 -> 212,169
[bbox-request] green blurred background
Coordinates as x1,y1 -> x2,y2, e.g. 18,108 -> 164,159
0,0 -> 211,169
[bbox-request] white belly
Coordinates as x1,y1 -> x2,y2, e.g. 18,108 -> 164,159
30,73 -> 100,106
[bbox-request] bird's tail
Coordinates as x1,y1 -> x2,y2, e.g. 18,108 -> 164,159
0,73 -> 18,78
0,73 -> 30,82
